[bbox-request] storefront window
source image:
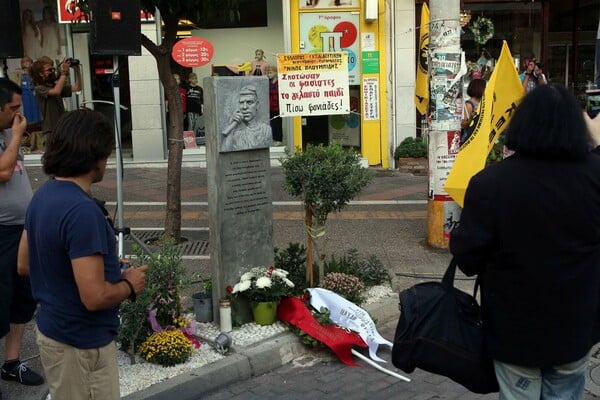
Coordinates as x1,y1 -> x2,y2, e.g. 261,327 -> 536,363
461,2 -> 542,82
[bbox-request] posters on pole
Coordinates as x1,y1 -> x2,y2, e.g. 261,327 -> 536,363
429,52 -> 462,131
277,52 -> 350,117
362,77 -> 379,120
428,129 -> 460,201
299,12 -> 360,84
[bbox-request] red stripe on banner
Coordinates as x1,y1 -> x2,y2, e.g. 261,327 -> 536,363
433,194 -> 453,201
277,296 -> 367,366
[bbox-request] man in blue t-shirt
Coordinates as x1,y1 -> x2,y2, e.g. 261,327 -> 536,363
17,109 -> 148,400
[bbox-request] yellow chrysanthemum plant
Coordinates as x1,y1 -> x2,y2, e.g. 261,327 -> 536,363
139,329 -> 193,367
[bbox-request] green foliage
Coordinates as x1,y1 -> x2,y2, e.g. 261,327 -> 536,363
394,136 -> 428,159
487,136 -> 505,165
118,238 -> 188,361
281,143 -> 372,225
274,243 -> 308,294
200,279 -> 212,294
319,272 -> 365,305
323,249 -> 390,287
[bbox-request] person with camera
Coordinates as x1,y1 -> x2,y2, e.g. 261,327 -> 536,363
520,58 -> 547,94
31,57 -> 81,153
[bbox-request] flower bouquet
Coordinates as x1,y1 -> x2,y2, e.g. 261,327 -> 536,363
231,266 -> 295,325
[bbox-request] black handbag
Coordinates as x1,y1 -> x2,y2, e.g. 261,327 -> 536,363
392,258 -> 499,394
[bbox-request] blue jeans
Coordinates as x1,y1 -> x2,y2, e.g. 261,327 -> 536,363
493,352 -> 590,400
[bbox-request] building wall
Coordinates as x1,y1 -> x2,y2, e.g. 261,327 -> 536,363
191,0 -> 285,82
129,22 -> 166,161
390,0 -> 417,160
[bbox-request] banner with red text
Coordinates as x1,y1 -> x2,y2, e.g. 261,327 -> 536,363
277,52 -> 350,117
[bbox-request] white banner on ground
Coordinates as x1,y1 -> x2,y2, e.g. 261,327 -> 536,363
307,288 -> 393,363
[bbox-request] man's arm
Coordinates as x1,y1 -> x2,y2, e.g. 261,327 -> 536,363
47,60 -> 70,97
17,230 -> 29,276
70,64 -> 81,92
0,113 -> 27,182
72,255 -> 148,311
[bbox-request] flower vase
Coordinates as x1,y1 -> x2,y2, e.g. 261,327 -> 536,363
251,301 -> 279,325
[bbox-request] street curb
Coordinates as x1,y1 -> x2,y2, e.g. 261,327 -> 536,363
122,295 -> 400,400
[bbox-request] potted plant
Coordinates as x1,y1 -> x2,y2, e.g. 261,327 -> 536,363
394,136 -> 428,174
192,279 -> 213,322
231,266 -> 295,325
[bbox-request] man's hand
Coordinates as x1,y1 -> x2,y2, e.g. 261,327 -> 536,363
121,265 -> 148,294
59,58 -> 70,75
11,113 -> 27,137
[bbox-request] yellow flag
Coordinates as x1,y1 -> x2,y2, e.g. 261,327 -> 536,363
414,3 -> 429,115
444,41 -> 524,207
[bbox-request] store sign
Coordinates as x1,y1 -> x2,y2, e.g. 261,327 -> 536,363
57,0 -> 154,24
171,37 -> 214,68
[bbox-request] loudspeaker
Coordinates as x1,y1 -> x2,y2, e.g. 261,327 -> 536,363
0,0 -> 23,59
90,0 -> 141,55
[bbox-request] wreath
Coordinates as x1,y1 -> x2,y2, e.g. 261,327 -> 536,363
470,17 -> 494,45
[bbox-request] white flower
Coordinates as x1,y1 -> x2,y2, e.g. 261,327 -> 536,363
233,280 -> 251,293
255,277 -> 272,289
283,278 -> 295,288
240,272 -> 255,282
271,269 -> 289,278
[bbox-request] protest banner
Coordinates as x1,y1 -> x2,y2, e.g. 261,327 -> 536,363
277,52 -> 350,117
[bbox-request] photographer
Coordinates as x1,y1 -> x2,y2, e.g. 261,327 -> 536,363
31,57 -> 81,152
520,58 -> 547,94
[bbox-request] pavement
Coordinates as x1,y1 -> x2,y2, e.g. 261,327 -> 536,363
1,154 -> 598,399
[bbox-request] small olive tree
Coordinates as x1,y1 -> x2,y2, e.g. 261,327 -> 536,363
280,143 -> 371,286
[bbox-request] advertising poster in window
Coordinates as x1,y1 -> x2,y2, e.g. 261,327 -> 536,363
328,87 -> 360,146
299,12 -> 360,85
17,0 -> 67,65
300,0 -> 359,10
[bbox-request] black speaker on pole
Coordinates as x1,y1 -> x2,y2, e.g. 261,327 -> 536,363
90,0 -> 142,55
0,0 -> 24,59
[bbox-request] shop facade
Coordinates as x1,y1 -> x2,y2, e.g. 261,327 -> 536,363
6,0 -> 599,167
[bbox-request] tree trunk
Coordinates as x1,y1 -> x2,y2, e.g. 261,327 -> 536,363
140,11 -> 183,241
305,206 -> 314,287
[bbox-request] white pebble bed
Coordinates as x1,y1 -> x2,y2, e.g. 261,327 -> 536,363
114,285 -> 394,396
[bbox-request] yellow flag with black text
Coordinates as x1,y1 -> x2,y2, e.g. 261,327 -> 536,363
444,41 -> 524,207
415,3 -> 429,115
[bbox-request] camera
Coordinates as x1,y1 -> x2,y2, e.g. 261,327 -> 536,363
66,58 -> 80,67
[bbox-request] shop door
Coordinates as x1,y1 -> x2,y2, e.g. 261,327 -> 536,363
299,11 -> 360,148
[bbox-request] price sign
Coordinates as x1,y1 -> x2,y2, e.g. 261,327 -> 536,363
171,37 -> 214,68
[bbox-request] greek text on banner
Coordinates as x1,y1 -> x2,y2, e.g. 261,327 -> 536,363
277,52 -> 350,117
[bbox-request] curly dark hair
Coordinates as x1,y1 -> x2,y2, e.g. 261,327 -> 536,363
43,109 -> 115,177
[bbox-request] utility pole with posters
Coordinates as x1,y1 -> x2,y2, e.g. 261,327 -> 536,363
426,0 -> 463,248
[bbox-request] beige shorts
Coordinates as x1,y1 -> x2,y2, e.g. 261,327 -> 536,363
36,327 -> 120,400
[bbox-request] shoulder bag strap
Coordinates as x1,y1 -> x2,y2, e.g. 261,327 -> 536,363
441,257 -> 458,288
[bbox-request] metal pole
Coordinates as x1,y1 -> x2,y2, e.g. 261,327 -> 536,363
112,55 -> 127,258
427,0 -> 462,248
